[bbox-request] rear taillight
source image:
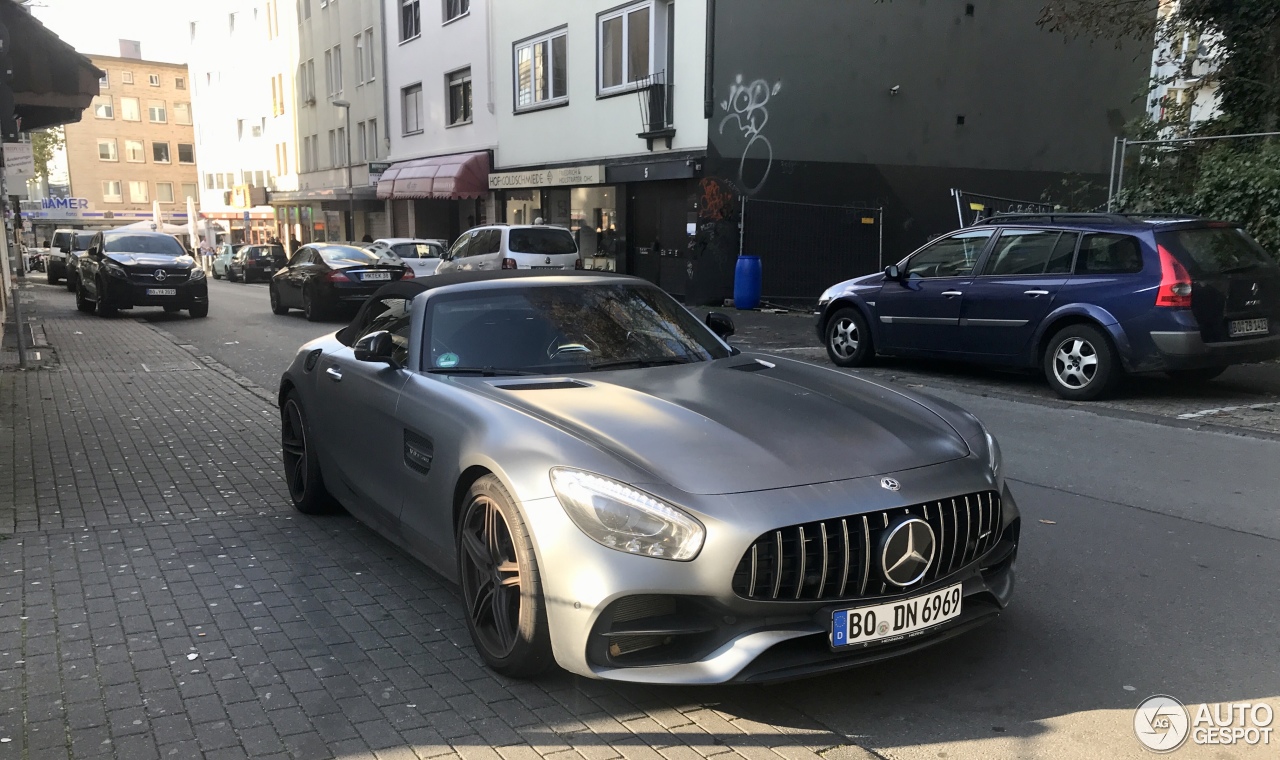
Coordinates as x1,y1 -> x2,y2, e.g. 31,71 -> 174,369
575,258 -> 584,270
501,258 -> 518,270
1156,244 -> 1193,308
400,267 -> 415,279
326,270 -> 351,283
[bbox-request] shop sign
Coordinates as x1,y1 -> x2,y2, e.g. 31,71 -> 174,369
489,165 -> 605,190
368,162 -> 391,187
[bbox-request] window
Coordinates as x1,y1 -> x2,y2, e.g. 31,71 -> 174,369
120,97 -> 141,121
328,129 -> 337,168
515,30 -> 568,110
122,71 -> 134,84
327,45 -> 342,96
1158,227 -> 1278,275
443,0 -> 468,23
178,143 -> 195,164
205,173 -> 215,190
367,118 -> 378,158
598,2 -> 651,93
402,83 -> 423,134
129,181 -> 149,203
174,102 -> 192,125
229,11 -> 236,32
401,0 -> 420,40
272,74 -> 285,116
97,139 -> 118,161
99,71 -> 109,88
309,135 -> 318,171
336,127 -> 347,165
363,29 -> 375,82
216,173 -> 226,190
93,95 -> 114,119
1074,234 -> 1144,275
182,183 -> 198,202
447,68 -> 472,126
355,33 -> 365,83
982,231 -> 1076,277
157,182 -> 175,203
299,0 -> 311,21
356,28 -> 375,84
298,59 -> 316,103
152,142 -> 171,163
905,230 -> 993,279
175,77 -> 186,90
148,100 -> 167,123
148,73 -> 160,86
102,180 -> 122,203
356,121 -> 367,162
125,140 -> 145,162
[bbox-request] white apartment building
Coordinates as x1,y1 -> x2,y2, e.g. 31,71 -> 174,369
189,1 -> 292,243
1148,1 -> 1220,127
488,0 -> 708,280
377,0 -> 496,241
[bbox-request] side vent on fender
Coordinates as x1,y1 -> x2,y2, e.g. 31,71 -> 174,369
304,349 -> 322,372
403,430 -> 434,475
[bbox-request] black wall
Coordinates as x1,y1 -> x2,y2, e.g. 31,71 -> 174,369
701,0 -> 1153,300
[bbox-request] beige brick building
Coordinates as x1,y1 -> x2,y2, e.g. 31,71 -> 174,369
64,54 -> 199,216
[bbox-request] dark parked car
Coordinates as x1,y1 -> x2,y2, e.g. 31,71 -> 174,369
229,244 -> 286,283
269,243 -> 412,321
816,214 -> 1280,400
48,229 -> 96,287
75,230 -> 209,318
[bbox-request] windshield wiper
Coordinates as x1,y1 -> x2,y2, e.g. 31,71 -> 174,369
586,357 -> 697,371
426,367 -> 539,377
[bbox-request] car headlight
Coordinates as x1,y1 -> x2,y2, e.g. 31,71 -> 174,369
817,284 -> 840,308
104,262 -> 128,278
189,267 -> 206,280
549,468 -> 705,561
982,426 -> 1002,480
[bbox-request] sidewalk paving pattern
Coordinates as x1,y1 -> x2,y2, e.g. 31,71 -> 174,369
1,287 -> 874,759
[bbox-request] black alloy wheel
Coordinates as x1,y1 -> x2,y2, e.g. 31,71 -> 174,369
94,278 -> 116,317
303,284 -> 323,322
270,284 -> 289,315
457,476 -> 552,677
280,392 -> 332,514
75,283 -> 94,313
188,303 -> 208,318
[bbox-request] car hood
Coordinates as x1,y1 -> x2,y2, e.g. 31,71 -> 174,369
471,356 -> 970,495
107,253 -> 195,268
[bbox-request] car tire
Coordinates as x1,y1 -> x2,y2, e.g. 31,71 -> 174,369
456,475 -> 553,678
303,285 -> 323,322
280,392 -> 336,515
65,272 -> 77,292
94,279 -> 116,317
46,267 -> 58,285
75,283 -> 94,314
1167,367 -> 1227,383
825,307 -> 876,367
270,284 -> 289,315
189,303 -> 209,318
1043,324 -> 1120,401
213,269 -> 223,280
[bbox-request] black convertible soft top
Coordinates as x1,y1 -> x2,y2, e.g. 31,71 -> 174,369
336,270 -> 639,345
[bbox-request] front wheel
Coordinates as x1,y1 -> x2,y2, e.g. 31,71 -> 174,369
46,268 -> 58,285
65,272 -> 78,292
94,279 -> 116,317
825,307 -> 876,367
1043,324 -> 1120,401
213,268 -> 223,280
457,475 -> 553,678
75,283 -> 94,313
270,284 -> 289,315
189,303 -> 209,318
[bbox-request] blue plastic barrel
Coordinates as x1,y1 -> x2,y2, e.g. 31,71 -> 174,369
733,255 -> 762,310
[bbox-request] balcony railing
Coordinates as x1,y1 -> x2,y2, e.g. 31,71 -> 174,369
635,72 -> 675,150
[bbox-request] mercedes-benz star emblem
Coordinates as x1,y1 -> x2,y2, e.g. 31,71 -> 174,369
1252,282 -> 1261,296
545,256 -> 552,265
880,477 -> 901,492
153,269 -> 167,282
880,518 -> 936,587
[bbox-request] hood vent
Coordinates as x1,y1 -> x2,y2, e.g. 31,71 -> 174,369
492,379 -> 590,391
729,359 -> 775,373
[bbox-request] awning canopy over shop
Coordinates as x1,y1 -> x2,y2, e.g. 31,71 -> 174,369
2,0 -> 102,132
376,151 -> 490,201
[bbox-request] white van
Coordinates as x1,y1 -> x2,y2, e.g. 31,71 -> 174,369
435,225 -> 582,274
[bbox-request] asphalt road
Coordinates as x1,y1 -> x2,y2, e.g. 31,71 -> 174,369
99,281 -> 1280,757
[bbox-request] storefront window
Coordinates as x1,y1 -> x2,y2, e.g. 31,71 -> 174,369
570,186 -> 618,271
504,190 -> 539,226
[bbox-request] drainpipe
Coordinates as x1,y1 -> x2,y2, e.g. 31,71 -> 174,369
378,0 -> 390,153
703,0 -> 715,120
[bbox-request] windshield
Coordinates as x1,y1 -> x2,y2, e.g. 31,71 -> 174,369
392,242 -> 442,259
103,234 -> 187,255
318,246 -> 381,267
73,233 -> 96,250
426,283 -> 729,374
251,245 -> 284,260
1158,227 -> 1278,275
508,229 -> 578,255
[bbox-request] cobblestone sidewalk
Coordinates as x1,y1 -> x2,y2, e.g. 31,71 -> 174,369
1,289 -> 873,759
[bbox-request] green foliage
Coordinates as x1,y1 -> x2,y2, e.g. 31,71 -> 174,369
30,128 -> 64,182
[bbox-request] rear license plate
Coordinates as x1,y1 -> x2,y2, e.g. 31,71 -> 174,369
146,288 -> 177,296
1229,318 -> 1268,337
362,272 -> 391,281
831,583 -> 962,648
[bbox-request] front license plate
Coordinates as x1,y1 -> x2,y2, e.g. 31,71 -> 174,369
146,288 -> 177,296
831,583 -> 962,648
362,272 -> 391,281
1229,318 -> 1268,337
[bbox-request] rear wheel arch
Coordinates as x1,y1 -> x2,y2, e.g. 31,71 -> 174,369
1036,314 -> 1118,367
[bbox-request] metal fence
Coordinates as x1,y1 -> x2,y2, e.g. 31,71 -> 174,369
739,198 -> 882,305
950,188 -> 1054,228
1107,130 -> 1280,211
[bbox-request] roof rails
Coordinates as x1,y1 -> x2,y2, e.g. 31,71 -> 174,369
974,212 -> 1205,226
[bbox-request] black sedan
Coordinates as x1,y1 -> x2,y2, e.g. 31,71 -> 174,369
229,243 -> 286,283
75,230 -> 209,317
270,243 -> 412,321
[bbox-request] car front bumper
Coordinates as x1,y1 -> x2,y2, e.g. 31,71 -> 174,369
101,277 -> 209,309
520,460 -> 1019,684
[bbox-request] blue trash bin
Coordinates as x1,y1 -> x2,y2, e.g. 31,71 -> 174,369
734,255 -> 762,310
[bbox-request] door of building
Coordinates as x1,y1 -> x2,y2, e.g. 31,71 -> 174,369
628,180 -> 691,298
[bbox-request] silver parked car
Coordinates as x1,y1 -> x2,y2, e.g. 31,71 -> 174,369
365,238 -> 447,278
435,225 -> 582,273
277,272 -> 1020,684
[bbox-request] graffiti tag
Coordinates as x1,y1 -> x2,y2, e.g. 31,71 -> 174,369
719,75 -> 782,195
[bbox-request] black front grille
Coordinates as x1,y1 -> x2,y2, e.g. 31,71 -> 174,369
732,491 -> 1003,603
128,268 -> 190,283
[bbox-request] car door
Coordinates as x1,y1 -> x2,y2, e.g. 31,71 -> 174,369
876,229 -> 994,353
81,233 -> 105,298
471,229 -> 502,270
961,230 -> 1078,360
311,297 -> 415,535
445,232 -> 475,272
279,248 -> 313,305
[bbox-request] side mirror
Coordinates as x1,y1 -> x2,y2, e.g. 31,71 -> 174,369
705,311 -> 736,339
59,243 -> 71,254
354,330 -> 402,368
884,264 -> 901,281
88,247 -> 100,258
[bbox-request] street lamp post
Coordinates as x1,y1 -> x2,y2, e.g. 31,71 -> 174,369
332,99 -> 355,241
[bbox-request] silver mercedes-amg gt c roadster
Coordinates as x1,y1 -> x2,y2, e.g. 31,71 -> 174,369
277,271 -> 1020,684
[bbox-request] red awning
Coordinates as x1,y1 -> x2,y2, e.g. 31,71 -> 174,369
377,151 -> 490,200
